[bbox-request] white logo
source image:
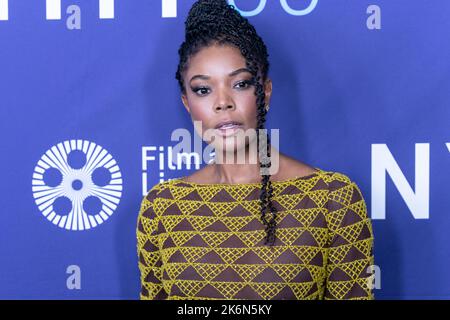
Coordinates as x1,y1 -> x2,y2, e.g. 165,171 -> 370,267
32,140 -> 123,231
371,143 -> 430,220
161,0 -> 319,18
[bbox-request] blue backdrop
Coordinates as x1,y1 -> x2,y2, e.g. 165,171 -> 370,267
0,0 -> 449,299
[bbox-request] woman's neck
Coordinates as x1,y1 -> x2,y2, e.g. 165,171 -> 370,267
211,144 -> 281,184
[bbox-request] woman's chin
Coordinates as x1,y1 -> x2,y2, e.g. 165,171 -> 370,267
212,142 -> 248,161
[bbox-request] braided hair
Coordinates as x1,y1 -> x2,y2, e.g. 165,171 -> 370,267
175,0 -> 278,246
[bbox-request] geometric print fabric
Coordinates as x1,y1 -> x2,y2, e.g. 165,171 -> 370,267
137,168 -> 375,300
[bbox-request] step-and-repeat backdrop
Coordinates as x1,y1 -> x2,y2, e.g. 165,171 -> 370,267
0,0 -> 449,299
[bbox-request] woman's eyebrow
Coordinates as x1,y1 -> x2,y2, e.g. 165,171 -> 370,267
189,68 -> 252,83
228,67 -> 252,77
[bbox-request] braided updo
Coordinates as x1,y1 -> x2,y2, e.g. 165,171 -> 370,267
175,0 -> 278,246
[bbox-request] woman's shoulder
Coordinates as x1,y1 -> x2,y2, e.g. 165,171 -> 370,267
275,153 -> 357,187
142,180 -> 173,202
321,169 -> 359,187
321,169 -> 368,215
138,180 -> 174,218
320,169 -> 366,200
277,155 -> 361,190
176,163 -> 216,184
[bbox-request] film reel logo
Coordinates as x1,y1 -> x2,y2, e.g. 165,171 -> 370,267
32,140 -> 123,231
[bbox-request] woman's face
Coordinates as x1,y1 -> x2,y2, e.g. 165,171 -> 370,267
181,44 -> 272,156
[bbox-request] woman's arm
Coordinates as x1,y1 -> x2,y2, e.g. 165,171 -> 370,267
324,173 -> 375,300
136,185 -> 168,300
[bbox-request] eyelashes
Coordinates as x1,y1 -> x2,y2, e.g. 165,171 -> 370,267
235,79 -> 253,89
192,86 -> 210,96
191,80 -> 253,96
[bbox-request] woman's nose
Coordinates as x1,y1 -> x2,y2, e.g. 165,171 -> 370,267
215,103 -> 235,111
214,90 -> 235,112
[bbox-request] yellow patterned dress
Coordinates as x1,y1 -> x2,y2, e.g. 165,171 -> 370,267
136,167 -> 375,300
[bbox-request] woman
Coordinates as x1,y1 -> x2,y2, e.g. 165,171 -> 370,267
137,0 -> 374,300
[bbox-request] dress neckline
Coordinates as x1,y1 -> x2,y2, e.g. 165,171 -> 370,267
170,167 -> 325,187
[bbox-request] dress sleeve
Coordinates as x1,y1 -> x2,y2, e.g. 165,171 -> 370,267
136,184 -> 168,300
324,173 -> 375,300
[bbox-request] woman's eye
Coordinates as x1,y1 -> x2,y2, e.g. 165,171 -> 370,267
192,87 -> 210,96
192,81 -> 251,96
235,80 -> 251,89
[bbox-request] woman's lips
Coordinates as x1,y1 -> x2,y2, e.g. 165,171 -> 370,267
214,124 -> 243,137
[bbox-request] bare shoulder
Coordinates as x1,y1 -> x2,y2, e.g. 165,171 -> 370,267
274,152 -> 318,180
180,164 -> 216,184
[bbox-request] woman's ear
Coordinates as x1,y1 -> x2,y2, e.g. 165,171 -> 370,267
264,77 -> 273,105
181,94 -> 190,113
